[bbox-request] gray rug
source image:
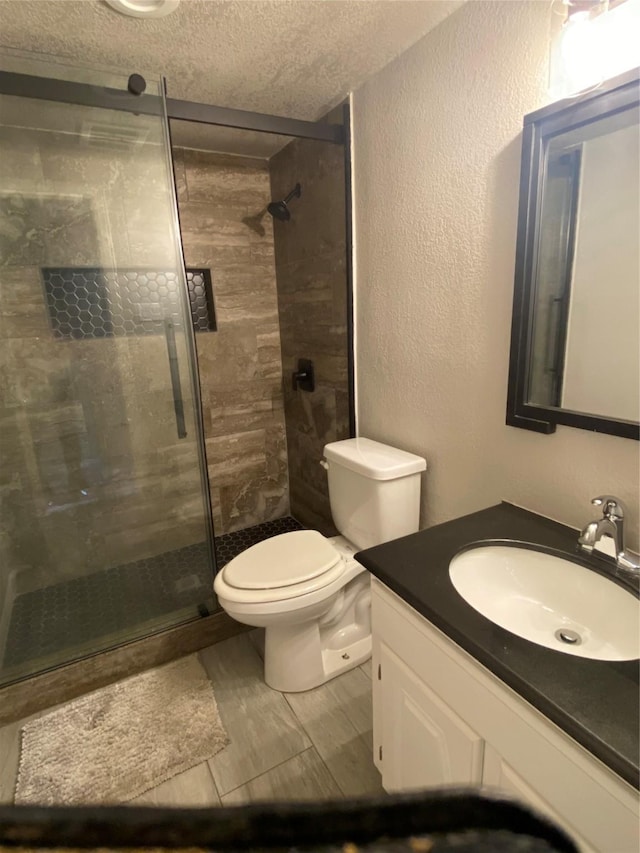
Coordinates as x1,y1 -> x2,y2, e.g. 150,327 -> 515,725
14,655 -> 229,805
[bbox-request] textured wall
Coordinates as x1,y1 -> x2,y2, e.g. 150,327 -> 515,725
174,148 -> 289,534
269,134 -> 350,534
352,0 -> 640,547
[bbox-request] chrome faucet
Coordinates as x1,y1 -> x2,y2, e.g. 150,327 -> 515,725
578,495 -> 640,572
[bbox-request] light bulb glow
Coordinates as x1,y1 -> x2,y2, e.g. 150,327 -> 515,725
105,0 -> 180,18
561,14 -> 602,91
549,0 -> 640,99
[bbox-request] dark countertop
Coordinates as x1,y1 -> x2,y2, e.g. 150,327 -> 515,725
355,502 -> 639,790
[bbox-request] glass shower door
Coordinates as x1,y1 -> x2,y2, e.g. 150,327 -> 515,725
0,63 -> 216,686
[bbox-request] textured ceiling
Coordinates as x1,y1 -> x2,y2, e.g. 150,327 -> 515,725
0,0 -> 463,157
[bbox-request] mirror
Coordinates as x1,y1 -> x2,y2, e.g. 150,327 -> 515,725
507,69 -> 639,440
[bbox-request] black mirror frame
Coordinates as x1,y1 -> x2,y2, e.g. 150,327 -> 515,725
506,67 -> 640,441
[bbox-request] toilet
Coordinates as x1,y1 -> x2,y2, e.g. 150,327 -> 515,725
213,437 -> 426,692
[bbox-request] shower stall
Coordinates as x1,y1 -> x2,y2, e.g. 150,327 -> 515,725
0,55 -> 353,697
0,61 -> 217,689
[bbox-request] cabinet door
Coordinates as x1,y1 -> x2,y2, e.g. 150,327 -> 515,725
483,744 -> 597,853
379,640 -> 484,792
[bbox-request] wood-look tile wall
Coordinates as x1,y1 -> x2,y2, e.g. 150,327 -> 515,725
174,149 -> 290,534
269,135 -> 350,534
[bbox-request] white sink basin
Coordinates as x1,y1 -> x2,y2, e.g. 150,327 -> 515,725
449,544 -> 639,661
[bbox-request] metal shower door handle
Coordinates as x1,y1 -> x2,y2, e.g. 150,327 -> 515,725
164,318 -> 187,439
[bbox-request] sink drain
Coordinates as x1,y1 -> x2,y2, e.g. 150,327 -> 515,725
555,628 -> 582,646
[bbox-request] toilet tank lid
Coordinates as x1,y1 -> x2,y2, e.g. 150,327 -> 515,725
324,437 -> 426,480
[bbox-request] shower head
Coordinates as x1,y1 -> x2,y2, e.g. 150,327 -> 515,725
267,182 -> 301,222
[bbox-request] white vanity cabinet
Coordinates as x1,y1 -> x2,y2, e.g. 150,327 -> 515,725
376,641 -> 484,791
371,577 -> 639,853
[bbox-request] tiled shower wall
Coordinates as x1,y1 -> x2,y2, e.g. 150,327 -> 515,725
269,132 -> 351,533
173,149 -> 289,534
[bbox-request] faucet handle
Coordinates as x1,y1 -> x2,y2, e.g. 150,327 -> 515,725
591,495 -> 627,520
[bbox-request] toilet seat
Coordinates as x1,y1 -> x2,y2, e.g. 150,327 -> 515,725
225,530 -> 341,589
216,530 -> 347,605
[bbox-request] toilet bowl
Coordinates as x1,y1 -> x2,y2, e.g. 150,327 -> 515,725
215,532 -> 370,691
214,437 -> 426,692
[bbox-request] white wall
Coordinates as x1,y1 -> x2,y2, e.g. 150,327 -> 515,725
352,0 -> 639,547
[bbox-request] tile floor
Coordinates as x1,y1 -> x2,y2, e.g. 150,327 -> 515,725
0,632 -> 383,806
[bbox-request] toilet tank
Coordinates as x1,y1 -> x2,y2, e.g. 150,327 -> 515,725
323,437 -> 427,550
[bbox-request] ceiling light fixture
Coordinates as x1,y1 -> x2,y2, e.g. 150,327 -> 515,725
104,0 -> 180,18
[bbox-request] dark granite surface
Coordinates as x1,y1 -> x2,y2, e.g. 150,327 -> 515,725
355,502 -> 639,790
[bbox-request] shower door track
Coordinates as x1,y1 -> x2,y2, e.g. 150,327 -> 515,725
0,69 -> 344,144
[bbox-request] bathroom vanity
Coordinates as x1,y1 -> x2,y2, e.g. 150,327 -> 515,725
355,503 -> 639,853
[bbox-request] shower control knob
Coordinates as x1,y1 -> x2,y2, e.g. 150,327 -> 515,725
292,358 -> 315,392
292,370 -> 308,389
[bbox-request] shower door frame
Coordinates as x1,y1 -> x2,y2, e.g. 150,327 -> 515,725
0,70 -> 345,142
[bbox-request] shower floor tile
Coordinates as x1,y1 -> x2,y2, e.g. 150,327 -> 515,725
214,516 -> 305,568
2,542 -> 213,672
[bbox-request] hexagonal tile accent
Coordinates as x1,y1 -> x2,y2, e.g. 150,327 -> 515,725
214,516 -> 305,568
3,541 -> 214,670
42,267 -> 216,340
187,269 -> 216,332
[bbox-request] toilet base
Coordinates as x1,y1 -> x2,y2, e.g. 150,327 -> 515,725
322,635 -> 372,683
265,626 -> 371,692
264,571 -> 371,692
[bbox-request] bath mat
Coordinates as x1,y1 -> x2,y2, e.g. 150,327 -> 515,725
14,655 -> 229,805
